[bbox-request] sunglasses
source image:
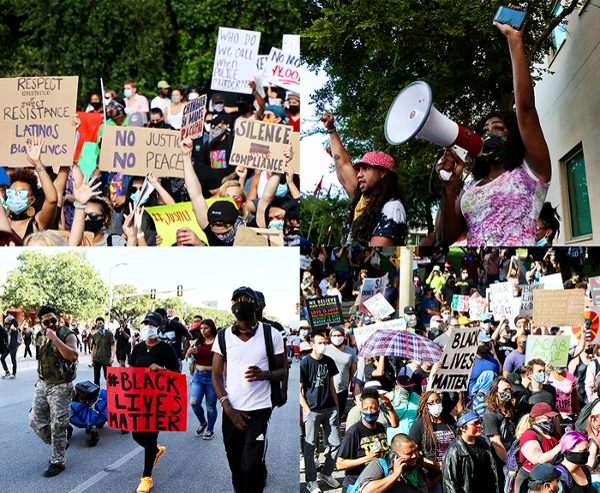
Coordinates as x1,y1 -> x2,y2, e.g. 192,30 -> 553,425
130,187 -> 142,193
42,318 -> 58,327
232,295 -> 254,304
6,189 -> 30,199
471,420 -> 482,426
85,212 -> 104,220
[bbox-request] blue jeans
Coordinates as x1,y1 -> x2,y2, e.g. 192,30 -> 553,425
190,370 -> 217,432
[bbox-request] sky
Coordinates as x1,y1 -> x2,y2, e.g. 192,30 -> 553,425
0,248 -> 299,324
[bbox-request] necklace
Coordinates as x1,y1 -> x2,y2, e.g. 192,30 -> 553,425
146,341 -> 158,352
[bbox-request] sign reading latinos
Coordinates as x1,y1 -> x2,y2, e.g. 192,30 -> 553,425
363,293 -> 395,319
430,327 -> 480,393
0,76 -> 78,167
590,276 -> 600,307
229,119 -> 293,173
262,47 -> 301,92
452,295 -> 469,312
180,94 -> 207,141
98,126 -> 184,178
306,296 -> 344,329
533,289 -> 585,328
211,27 -> 261,95
525,335 -> 570,367
353,319 -> 405,350
106,367 -> 187,432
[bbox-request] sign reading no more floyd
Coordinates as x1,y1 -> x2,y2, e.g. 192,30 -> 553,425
430,327 -> 480,393
0,76 -> 79,167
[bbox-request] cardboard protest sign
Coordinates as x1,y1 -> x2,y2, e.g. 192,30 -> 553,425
358,274 -> 388,313
525,335 -> 570,367
451,295 -> 469,312
262,47 -> 301,92
0,76 -> 79,167
211,27 -> 261,94
282,35 -> 300,56
49,229 -> 94,246
353,319 -> 405,350
468,296 -> 487,321
430,327 -> 480,393
145,201 -> 207,247
590,276 -> 600,307
180,95 -> 207,141
520,283 -> 544,317
306,296 -> 344,329
106,367 -> 187,432
232,226 -> 284,247
98,126 -> 184,178
533,289 -> 585,328
288,131 -> 300,174
363,293 -> 395,319
229,119 -> 293,173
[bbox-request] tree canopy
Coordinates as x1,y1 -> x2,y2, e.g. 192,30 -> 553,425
109,284 -> 151,326
302,0 -> 580,232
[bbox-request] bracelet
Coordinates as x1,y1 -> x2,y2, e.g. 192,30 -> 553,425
219,395 -> 229,405
327,129 -> 336,134
137,232 -> 145,239
35,166 -> 46,173
74,203 -> 86,210
265,370 -> 271,381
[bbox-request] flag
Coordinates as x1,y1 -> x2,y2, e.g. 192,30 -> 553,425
314,176 -> 324,196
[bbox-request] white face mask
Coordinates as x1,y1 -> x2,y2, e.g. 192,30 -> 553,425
429,403 -> 443,417
141,325 -> 159,341
442,314 -> 450,321
330,336 -> 344,347
314,343 -> 327,354
480,322 -> 491,331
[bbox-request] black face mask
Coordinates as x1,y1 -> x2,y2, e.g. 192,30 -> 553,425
148,121 -> 164,128
536,420 -> 555,435
288,105 -> 300,115
90,101 -> 103,111
238,103 -> 250,114
586,347 -> 594,355
84,218 -> 104,233
232,301 -> 256,322
565,451 -> 589,465
480,133 -> 508,163
477,345 -> 491,357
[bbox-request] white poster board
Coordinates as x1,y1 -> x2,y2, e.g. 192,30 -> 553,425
353,319 -> 405,350
363,293 -> 395,319
262,47 -> 301,92
282,34 -> 300,56
358,274 -> 388,313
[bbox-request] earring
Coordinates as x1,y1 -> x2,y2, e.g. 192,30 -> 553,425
26,206 -> 35,217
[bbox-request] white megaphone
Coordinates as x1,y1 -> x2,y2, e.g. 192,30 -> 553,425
385,81 -> 483,160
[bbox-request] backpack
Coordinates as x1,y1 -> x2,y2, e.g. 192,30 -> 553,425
217,322 -> 284,408
346,458 -> 388,493
503,429 -> 544,493
576,359 -> 598,404
555,464 -> 591,489
575,397 -> 600,433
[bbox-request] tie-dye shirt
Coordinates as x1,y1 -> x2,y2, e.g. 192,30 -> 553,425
461,163 -> 549,246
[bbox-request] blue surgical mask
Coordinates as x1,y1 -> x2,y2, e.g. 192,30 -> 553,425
130,191 -> 149,206
6,195 -> 30,214
362,410 -> 380,425
188,93 -> 199,100
275,183 -> 288,197
534,373 -> 545,383
536,237 -> 548,247
124,89 -> 133,98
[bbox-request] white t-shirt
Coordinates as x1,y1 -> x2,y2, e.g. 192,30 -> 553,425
150,96 -> 171,114
213,322 -> 284,411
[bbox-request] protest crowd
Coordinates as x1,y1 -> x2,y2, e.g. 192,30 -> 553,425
299,246 -> 600,493
0,29 -> 301,247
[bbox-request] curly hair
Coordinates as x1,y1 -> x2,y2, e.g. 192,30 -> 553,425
471,111 -> 525,180
88,196 -> 115,233
344,172 -> 405,243
417,391 -> 455,458
484,376 -> 513,413
9,169 -> 39,197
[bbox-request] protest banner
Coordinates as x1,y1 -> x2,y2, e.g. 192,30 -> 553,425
363,293 -> 395,319
525,335 -> 570,367
520,283 -> 544,317
533,289 -> 585,328
353,319 -> 405,350
106,367 -> 187,432
590,276 -> 600,307
229,118 -> 293,173
232,226 -> 284,247
262,47 -> 301,92
300,255 -> 311,270
540,272 -> 564,291
211,27 -> 261,94
451,295 -> 469,312
358,274 -> 388,313
430,326 -> 480,393
180,94 -> 207,141
489,282 -> 515,317
146,201 -> 204,247
0,76 -> 79,167
49,230 -> 94,246
468,296 -> 487,321
98,126 -> 184,178
306,296 -> 344,329
282,34 -> 300,56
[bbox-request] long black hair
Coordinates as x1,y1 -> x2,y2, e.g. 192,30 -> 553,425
344,172 -> 405,243
197,319 -> 217,346
471,111 -> 525,180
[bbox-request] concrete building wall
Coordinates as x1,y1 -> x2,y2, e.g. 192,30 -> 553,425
534,2 -> 600,244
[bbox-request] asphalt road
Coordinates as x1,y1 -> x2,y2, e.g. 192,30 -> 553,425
0,348 -> 299,493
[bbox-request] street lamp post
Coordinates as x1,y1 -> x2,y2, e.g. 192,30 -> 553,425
108,263 -> 128,329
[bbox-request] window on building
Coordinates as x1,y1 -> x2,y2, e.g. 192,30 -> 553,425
565,148 -> 592,238
551,2 -> 567,53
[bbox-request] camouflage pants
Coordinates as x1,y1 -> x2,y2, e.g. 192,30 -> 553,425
29,380 -> 74,466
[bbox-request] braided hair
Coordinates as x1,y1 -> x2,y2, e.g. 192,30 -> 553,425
417,391 -> 455,459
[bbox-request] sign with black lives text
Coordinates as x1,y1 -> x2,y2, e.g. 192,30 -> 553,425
180,94 -> 207,141
306,296 -> 344,329
98,126 -> 184,178
430,327 -> 480,393
211,27 -> 261,94
0,76 -> 78,167
106,367 -> 187,432
358,274 -> 388,313
262,47 -> 301,92
229,119 -> 293,173
363,293 -> 395,319
590,276 -> 600,307
519,283 -> 544,317
489,282 -> 516,317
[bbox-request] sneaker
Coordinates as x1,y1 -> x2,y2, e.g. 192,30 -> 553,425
43,463 -> 65,477
203,430 -> 215,440
195,423 -> 207,437
137,476 -> 153,493
2,372 -> 9,379
9,374 -> 15,379
300,457 -> 305,471
306,480 -> 322,493
318,472 -> 340,488
314,458 -> 321,470
153,445 -> 166,466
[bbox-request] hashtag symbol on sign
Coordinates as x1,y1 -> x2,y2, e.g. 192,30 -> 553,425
107,374 -> 119,387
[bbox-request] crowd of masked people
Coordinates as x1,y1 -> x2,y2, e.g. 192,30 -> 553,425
0,78 -> 301,247
299,246 -> 600,493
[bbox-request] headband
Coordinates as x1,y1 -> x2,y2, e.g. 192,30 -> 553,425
457,411 -> 480,428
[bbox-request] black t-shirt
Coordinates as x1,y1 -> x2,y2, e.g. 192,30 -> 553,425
129,341 -> 180,370
189,328 -> 201,341
409,414 -> 456,463
115,327 -> 131,352
196,133 -> 235,182
364,359 -> 396,392
300,354 -> 338,411
338,420 -> 389,486
158,320 -> 189,359
496,338 -> 517,365
455,279 -> 474,296
439,283 -> 460,306
411,368 -> 429,394
483,408 -> 515,451
465,438 -> 497,488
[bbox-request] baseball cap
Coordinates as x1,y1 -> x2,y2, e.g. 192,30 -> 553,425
142,312 -> 163,327
530,402 -> 558,418
404,306 -> 416,315
396,375 -> 416,388
330,326 -> 345,336
479,332 -> 492,343
299,341 -> 312,353
287,93 -> 300,103
210,113 -> 229,127
528,464 -> 565,486
231,286 -> 258,303
353,151 -> 395,173
458,316 -> 470,326
211,93 -> 225,105
363,380 -> 386,394
236,94 -> 255,105
207,201 -> 238,224
430,315 -> 442,323
479,314 -> 491,322
432,265 -> 441,272
157,80 -> 170,89
128,112 -> 147,127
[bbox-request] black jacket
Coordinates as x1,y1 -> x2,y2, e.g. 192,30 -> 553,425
442,434 -> 500,493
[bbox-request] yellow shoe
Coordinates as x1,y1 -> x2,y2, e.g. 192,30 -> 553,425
153,445 -> 166,466
137,477 -> 153,493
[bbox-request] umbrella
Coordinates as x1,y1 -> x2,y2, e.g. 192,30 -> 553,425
358,328 -> 442,364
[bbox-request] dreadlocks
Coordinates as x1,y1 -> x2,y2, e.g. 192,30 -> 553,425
417,391 -> 455,459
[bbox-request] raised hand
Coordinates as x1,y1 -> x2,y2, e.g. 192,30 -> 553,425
73,174 -> 102,206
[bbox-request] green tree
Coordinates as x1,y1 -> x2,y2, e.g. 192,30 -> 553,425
0,251 -> 108,319
302,0 -> 581,233
300,188 -> 348,245
110,284 -> 151,326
